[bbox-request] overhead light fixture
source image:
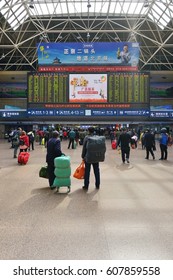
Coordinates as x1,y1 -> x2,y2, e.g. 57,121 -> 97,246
87,33 -> 90,38
1,53 -> 5,59
29,0 -> 34,9
87,1 -> 91,8
144,0 -> 149,8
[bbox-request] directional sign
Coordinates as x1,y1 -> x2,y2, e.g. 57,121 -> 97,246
0,110 -> 27,118
27,109 -> 55,116
55,109 -> 85,116
150,111 -> 170,118
117,110 -> 150,116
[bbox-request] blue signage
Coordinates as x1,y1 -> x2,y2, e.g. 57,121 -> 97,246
118,110 -> 150,116
0,110 -> 27,118
150,111 -> 171,118
27,108 -> 151,117
37,42 -> 140,66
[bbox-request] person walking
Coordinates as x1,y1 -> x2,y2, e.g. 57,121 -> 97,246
13,127 -> 22,158
19,130 -> 29,153
46,131 -> 64,189
27,130 -> 35,151
81,127 -> 100,190
143,129 -> 155,160
159,128 -> 169,160
68,129 -> 76,149
117,128 -> 131,163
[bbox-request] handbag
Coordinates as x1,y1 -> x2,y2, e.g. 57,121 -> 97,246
73,160 -> 85,179
39,166 -> 49,179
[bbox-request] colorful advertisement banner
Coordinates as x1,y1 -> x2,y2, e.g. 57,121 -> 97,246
37,42 -> 139,67
69,74 -> 107,103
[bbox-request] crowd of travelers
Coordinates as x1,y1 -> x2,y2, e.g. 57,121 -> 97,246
5,125 -> 173,191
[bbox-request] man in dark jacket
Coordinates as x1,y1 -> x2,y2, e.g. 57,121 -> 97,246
81,127 -> 100,191
117,128 -> 131,163
143,129 -> 155,160
46,131 -> 63,189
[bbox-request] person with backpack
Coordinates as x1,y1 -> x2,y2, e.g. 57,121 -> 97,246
81,127 -> 106,191
159,128 -> 169,160
12,127 -> 22,158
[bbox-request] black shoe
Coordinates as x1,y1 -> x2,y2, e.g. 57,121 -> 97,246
96,186 -> 100,189
50,185 -> 56,190
14,155 -> 17,158
159,158 -> 163,160
123,161 -> 125,164
153,156 -> 155,160
126,159 -> 130,163
82,186 -> 88,190
145,157 -> 149,159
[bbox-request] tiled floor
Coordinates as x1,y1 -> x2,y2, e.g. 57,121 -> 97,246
0,139 -> 173,260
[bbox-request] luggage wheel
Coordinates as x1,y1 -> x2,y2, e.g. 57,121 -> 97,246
67,187 -> 71,193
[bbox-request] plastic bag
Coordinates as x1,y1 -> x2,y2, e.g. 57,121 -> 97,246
39,166 -> 49,179
73,161 -> 85,179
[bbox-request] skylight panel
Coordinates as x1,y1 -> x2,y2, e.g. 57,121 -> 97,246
125,3 -> 136,14
60,3 -> 68,14
0,0 -> 5,9
34,4 -> 43,14
67,2 -> 76,14
109,2 -> 116,13
159,17 -> 168,27
163,13 -> 171,23
101,2 -> 109,13
151,10 -> 160,21
36,4 -> 49,15
95,2 -> 102,13
134,3 -> 144,14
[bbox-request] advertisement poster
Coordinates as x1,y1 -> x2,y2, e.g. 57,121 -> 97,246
69,74 -> 107,103
150,82 -> 173,110
37,42 -> 139,67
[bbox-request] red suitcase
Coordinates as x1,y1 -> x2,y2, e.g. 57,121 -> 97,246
111,140 -> 117,149
18,152 -> 30,165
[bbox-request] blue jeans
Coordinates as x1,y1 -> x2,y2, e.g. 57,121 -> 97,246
84,161 -> 100,188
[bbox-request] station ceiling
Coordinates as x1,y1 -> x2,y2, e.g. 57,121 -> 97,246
0,0 -> 173,72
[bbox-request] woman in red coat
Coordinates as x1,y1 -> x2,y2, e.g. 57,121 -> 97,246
19,130 -> 29,153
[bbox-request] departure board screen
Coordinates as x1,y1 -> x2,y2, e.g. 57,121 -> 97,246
28,73 -> 68,104
27,72 -> 150,113
108,72 -> 149,104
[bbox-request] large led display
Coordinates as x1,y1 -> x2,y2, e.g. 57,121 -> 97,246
27,72 -> 149,111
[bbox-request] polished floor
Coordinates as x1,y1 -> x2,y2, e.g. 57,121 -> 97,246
0,138 -> 173,260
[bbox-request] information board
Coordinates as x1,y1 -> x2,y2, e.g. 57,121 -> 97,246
27,72 -> 150,116
108,72 -> 149,104
28,73 -> 68,104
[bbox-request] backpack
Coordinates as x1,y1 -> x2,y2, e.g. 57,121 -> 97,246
19,139 -> 25,146
86,136 -> 106,163
160,133 -> 168,145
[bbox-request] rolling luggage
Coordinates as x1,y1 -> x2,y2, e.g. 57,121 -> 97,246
53,155 -> 71,193
18,152 -> 30,165
111,140 -> 117,149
